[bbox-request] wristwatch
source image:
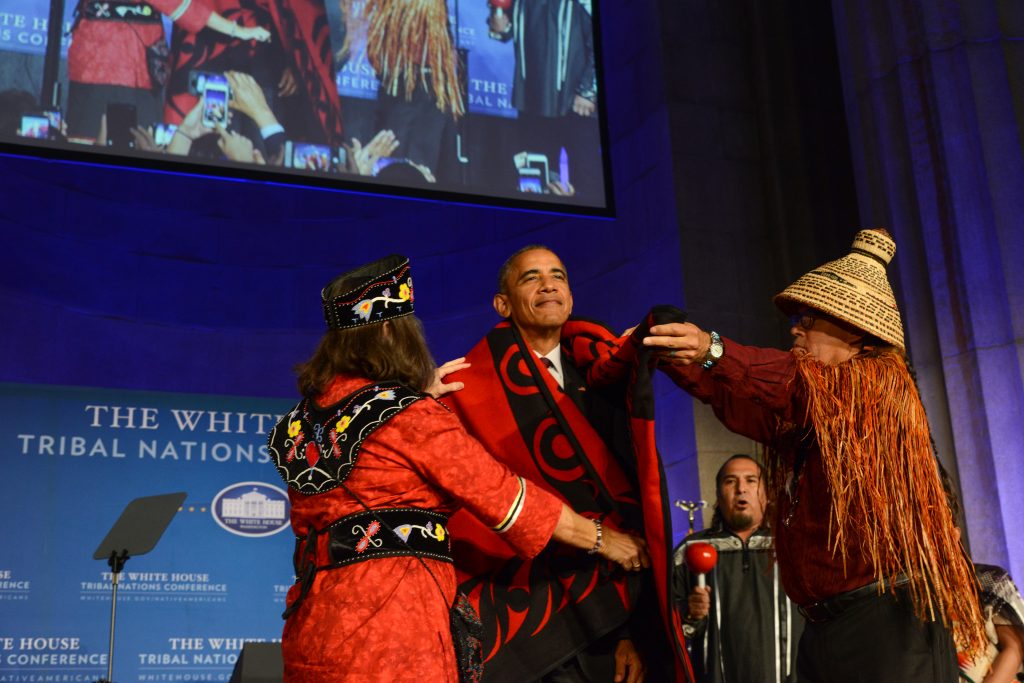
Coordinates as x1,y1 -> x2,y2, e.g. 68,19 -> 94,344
701,331 -> 724,369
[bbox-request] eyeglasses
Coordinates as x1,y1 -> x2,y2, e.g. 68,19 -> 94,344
789,312 -> 816,330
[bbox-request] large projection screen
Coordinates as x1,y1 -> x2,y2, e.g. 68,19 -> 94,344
0,0 -> 613,214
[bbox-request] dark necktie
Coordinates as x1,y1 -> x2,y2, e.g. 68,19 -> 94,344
538,356 -> 563,388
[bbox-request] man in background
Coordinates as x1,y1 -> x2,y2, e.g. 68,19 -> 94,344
674,455 -> 802,683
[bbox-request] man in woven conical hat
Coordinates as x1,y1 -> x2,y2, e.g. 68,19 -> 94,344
643,228 -> 985,682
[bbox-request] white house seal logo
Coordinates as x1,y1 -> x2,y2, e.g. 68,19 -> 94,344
212,482 -> 290,537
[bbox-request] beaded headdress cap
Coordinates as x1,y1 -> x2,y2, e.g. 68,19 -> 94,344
774,228 -> 905,349
322,254 -> 415,330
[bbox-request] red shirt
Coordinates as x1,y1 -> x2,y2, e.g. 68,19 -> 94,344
282,376 -> 562,682
666,341 -> 876,607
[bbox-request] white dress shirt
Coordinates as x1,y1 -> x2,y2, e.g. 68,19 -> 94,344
534,347 -> 565,389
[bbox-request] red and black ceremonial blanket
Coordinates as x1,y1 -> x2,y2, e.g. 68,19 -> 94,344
442,307 -> 693,683
165,0 -> 343,144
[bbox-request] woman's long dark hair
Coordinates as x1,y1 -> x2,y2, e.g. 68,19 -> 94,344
295,270 -> 436,396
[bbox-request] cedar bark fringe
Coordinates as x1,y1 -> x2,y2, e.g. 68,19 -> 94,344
365,0 -> 465,117
766,349 -> 985,657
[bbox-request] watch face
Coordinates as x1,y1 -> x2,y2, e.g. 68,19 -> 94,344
710,342 -> 724,359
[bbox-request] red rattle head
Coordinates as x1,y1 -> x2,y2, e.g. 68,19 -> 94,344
684,542 -> 718,587
490,0 -> 512,10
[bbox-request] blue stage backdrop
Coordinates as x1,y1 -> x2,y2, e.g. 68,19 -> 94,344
0,0 -> 704,678
0,382 -> 295,682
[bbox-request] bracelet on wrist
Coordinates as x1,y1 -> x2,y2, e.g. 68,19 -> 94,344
587,518 -> 603,555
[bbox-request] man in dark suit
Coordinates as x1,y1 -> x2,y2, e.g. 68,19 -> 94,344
441,245 -> 690,683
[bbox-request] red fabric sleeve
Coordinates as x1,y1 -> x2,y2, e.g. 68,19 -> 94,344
660,337 -> 806,442
392,399 -> 563,559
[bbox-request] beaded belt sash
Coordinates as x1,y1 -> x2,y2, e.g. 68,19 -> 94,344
295,507 -> 451,573
285,507 -> 450,618
82,1 -> 162,22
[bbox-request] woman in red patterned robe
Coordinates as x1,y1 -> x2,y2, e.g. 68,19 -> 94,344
268,255 -> 650,682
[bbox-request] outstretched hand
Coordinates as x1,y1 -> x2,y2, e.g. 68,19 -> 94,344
216,125 -> 258,163
599,525 -> 650,572
226,71 -> 276,128
346,129 -> 400,176
426,357 -> 470,398
641,322 -> 711,365
236,25 -> 271,42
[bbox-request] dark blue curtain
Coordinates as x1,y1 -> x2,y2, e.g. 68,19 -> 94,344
832,0 -> 1024,579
